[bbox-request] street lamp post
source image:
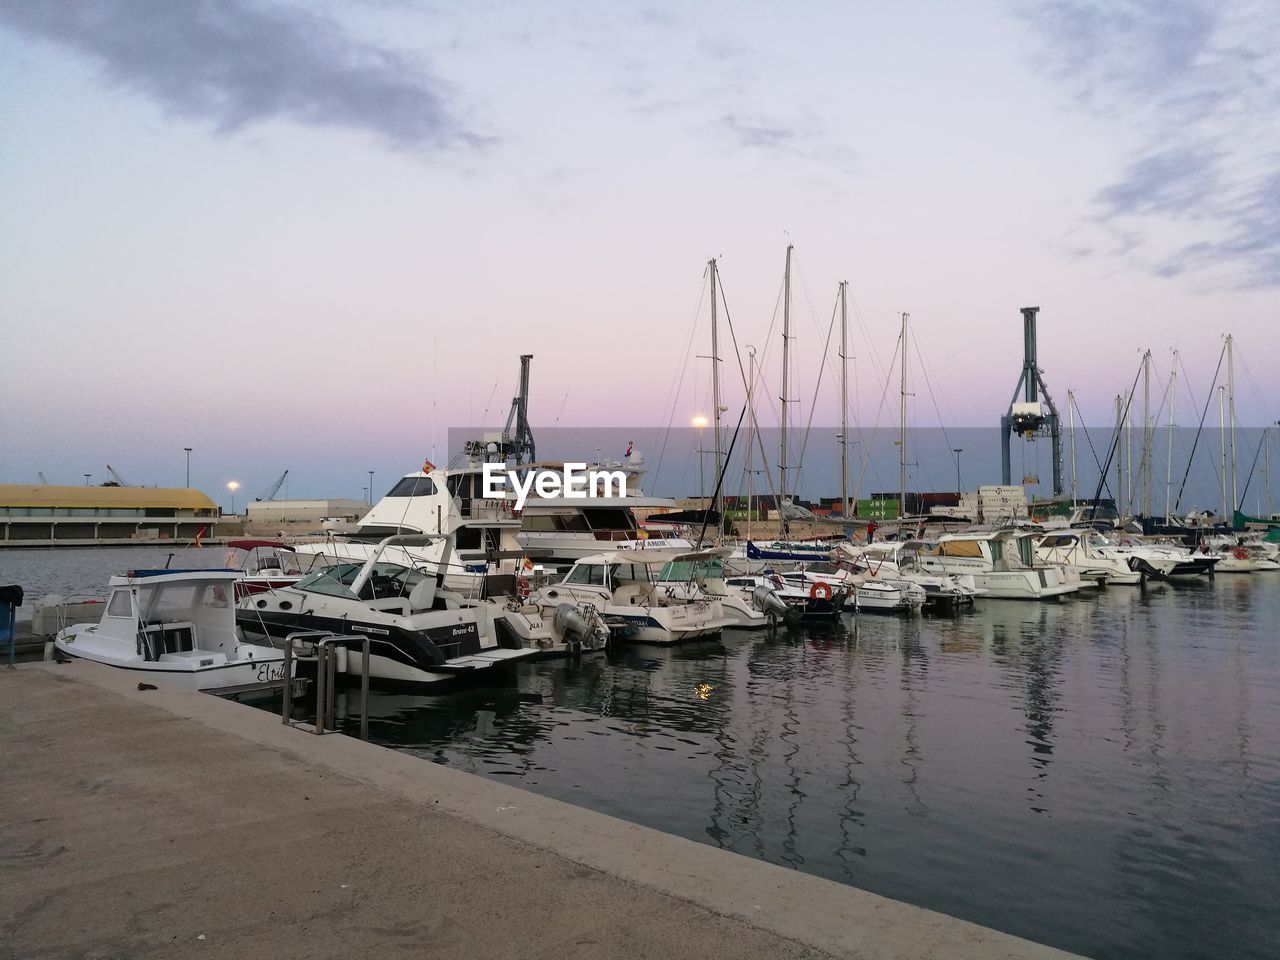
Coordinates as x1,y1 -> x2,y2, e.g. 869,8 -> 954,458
226,480 -> 241,516
953,448 -> 964,495
83,474 -> 91,486
184,447 -> 192,488
692,415 -> 708,501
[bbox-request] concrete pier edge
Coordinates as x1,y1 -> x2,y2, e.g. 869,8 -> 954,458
6,661 -> 1084,959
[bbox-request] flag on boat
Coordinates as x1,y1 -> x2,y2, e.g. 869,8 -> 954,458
422,458 -> 435,473
194,526 -> 206,547
519,556 -> 535,573
625,440 -> 633,457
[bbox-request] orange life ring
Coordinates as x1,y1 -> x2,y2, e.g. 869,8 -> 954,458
809,581 -> 833,601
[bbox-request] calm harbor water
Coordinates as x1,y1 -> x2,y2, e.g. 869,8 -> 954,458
5,547 -> 1278,958
0,546 -> 228,619
329,581 -> 1280,960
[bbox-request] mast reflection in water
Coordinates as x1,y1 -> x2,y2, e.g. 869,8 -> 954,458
319,581 -> 1280,960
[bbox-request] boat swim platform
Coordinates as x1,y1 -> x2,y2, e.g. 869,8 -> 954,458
1,662 -> 1084,960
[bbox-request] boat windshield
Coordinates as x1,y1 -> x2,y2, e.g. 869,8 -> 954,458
295,563 -> 362,599
295,562 -> 429,601
610,563 -> 651,584
657,559 -> 724,581
136,581 -> 233,621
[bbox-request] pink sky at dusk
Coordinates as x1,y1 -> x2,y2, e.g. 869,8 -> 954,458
1,1 -> 1276,501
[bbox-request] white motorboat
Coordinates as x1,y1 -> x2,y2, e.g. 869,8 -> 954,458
532,548 -> 735,643
831,543 -> 982,608
1034,531 -> 1144,585
722,572 -> 846,620
224,539 -> 328,598
52,569 -> 284,690
652,549 -> 787,629
239,535 -> 552,687
916,529 -> 1080,600
1103,537 -> 1219,580
779,562 -> 926,614
1201,538 -> 1280,573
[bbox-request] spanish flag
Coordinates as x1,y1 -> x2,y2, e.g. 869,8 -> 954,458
422,458 -> 436,473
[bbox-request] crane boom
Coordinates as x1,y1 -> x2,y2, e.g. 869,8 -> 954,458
257,469 -> 289,502
105,465 -> 131,487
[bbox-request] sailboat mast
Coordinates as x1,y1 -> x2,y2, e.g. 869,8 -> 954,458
1219,384 -> 1228,518
1265,426 -> 1272,519
839,281 -> 849,519
899,312 -> 908,518
1124,396 -> 1132,517
1115,396 -> 1124,516
1227,334 -> 1237,516
1068,388 -> 1077,506
1165,352 -> 1177,523
1142,349 -> 1151,518
779,244 -> 792,535
746,346 -> 756,544
709,258 -> 723,533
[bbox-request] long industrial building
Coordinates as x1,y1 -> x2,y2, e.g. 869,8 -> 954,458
0,484 -> 224,546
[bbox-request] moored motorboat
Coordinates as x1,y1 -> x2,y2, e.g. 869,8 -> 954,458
532,548 -> 734,643
916,528 -> 1080,600
238,535 -> 545,687
51,569 -> 284,690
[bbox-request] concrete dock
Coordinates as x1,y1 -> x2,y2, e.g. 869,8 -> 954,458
1,662 -> 1084,960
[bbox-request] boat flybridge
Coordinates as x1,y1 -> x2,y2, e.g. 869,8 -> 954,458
532,547 -> 735,643
238,535 -> 604,687
293,463 -> 525,592
915,528 -> 1080,600
52,570 -> 284,690
516,447 -> 681,565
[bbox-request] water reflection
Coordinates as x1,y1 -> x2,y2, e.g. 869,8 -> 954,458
318,583 -> 1280,960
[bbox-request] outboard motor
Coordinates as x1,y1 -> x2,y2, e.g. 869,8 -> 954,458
752,584 -> 797,625
554,602 -> 608,654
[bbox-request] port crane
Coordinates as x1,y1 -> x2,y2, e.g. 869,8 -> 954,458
255,470 -> 289,502
999,307 -> 1064,497
104,465 -> 132,487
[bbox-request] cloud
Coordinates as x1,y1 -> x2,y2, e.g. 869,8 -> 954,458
719,113 -> 798,152
1022,0 -> 1280,288
0,0 -> 489,152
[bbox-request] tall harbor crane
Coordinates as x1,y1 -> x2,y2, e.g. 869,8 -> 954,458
466,354 -> 536,464
255,470 -> 289,502
104,465 -> 132,487
1000,306 -> 1063,497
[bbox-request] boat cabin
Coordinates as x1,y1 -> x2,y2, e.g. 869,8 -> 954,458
101,570 -> 242,662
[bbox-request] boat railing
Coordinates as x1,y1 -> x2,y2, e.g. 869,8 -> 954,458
281,631 -> 371,740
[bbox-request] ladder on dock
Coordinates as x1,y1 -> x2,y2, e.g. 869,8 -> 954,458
280,631 -> 372,740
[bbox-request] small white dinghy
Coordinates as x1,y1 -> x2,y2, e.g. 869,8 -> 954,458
52,569 -> 285,690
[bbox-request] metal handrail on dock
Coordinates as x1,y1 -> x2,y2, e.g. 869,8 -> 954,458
281,631 -> 371,740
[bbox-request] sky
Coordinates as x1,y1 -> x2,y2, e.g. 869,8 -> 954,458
1,0 -> 1277,504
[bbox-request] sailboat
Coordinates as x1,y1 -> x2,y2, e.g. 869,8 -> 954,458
736,246 -> 850,568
